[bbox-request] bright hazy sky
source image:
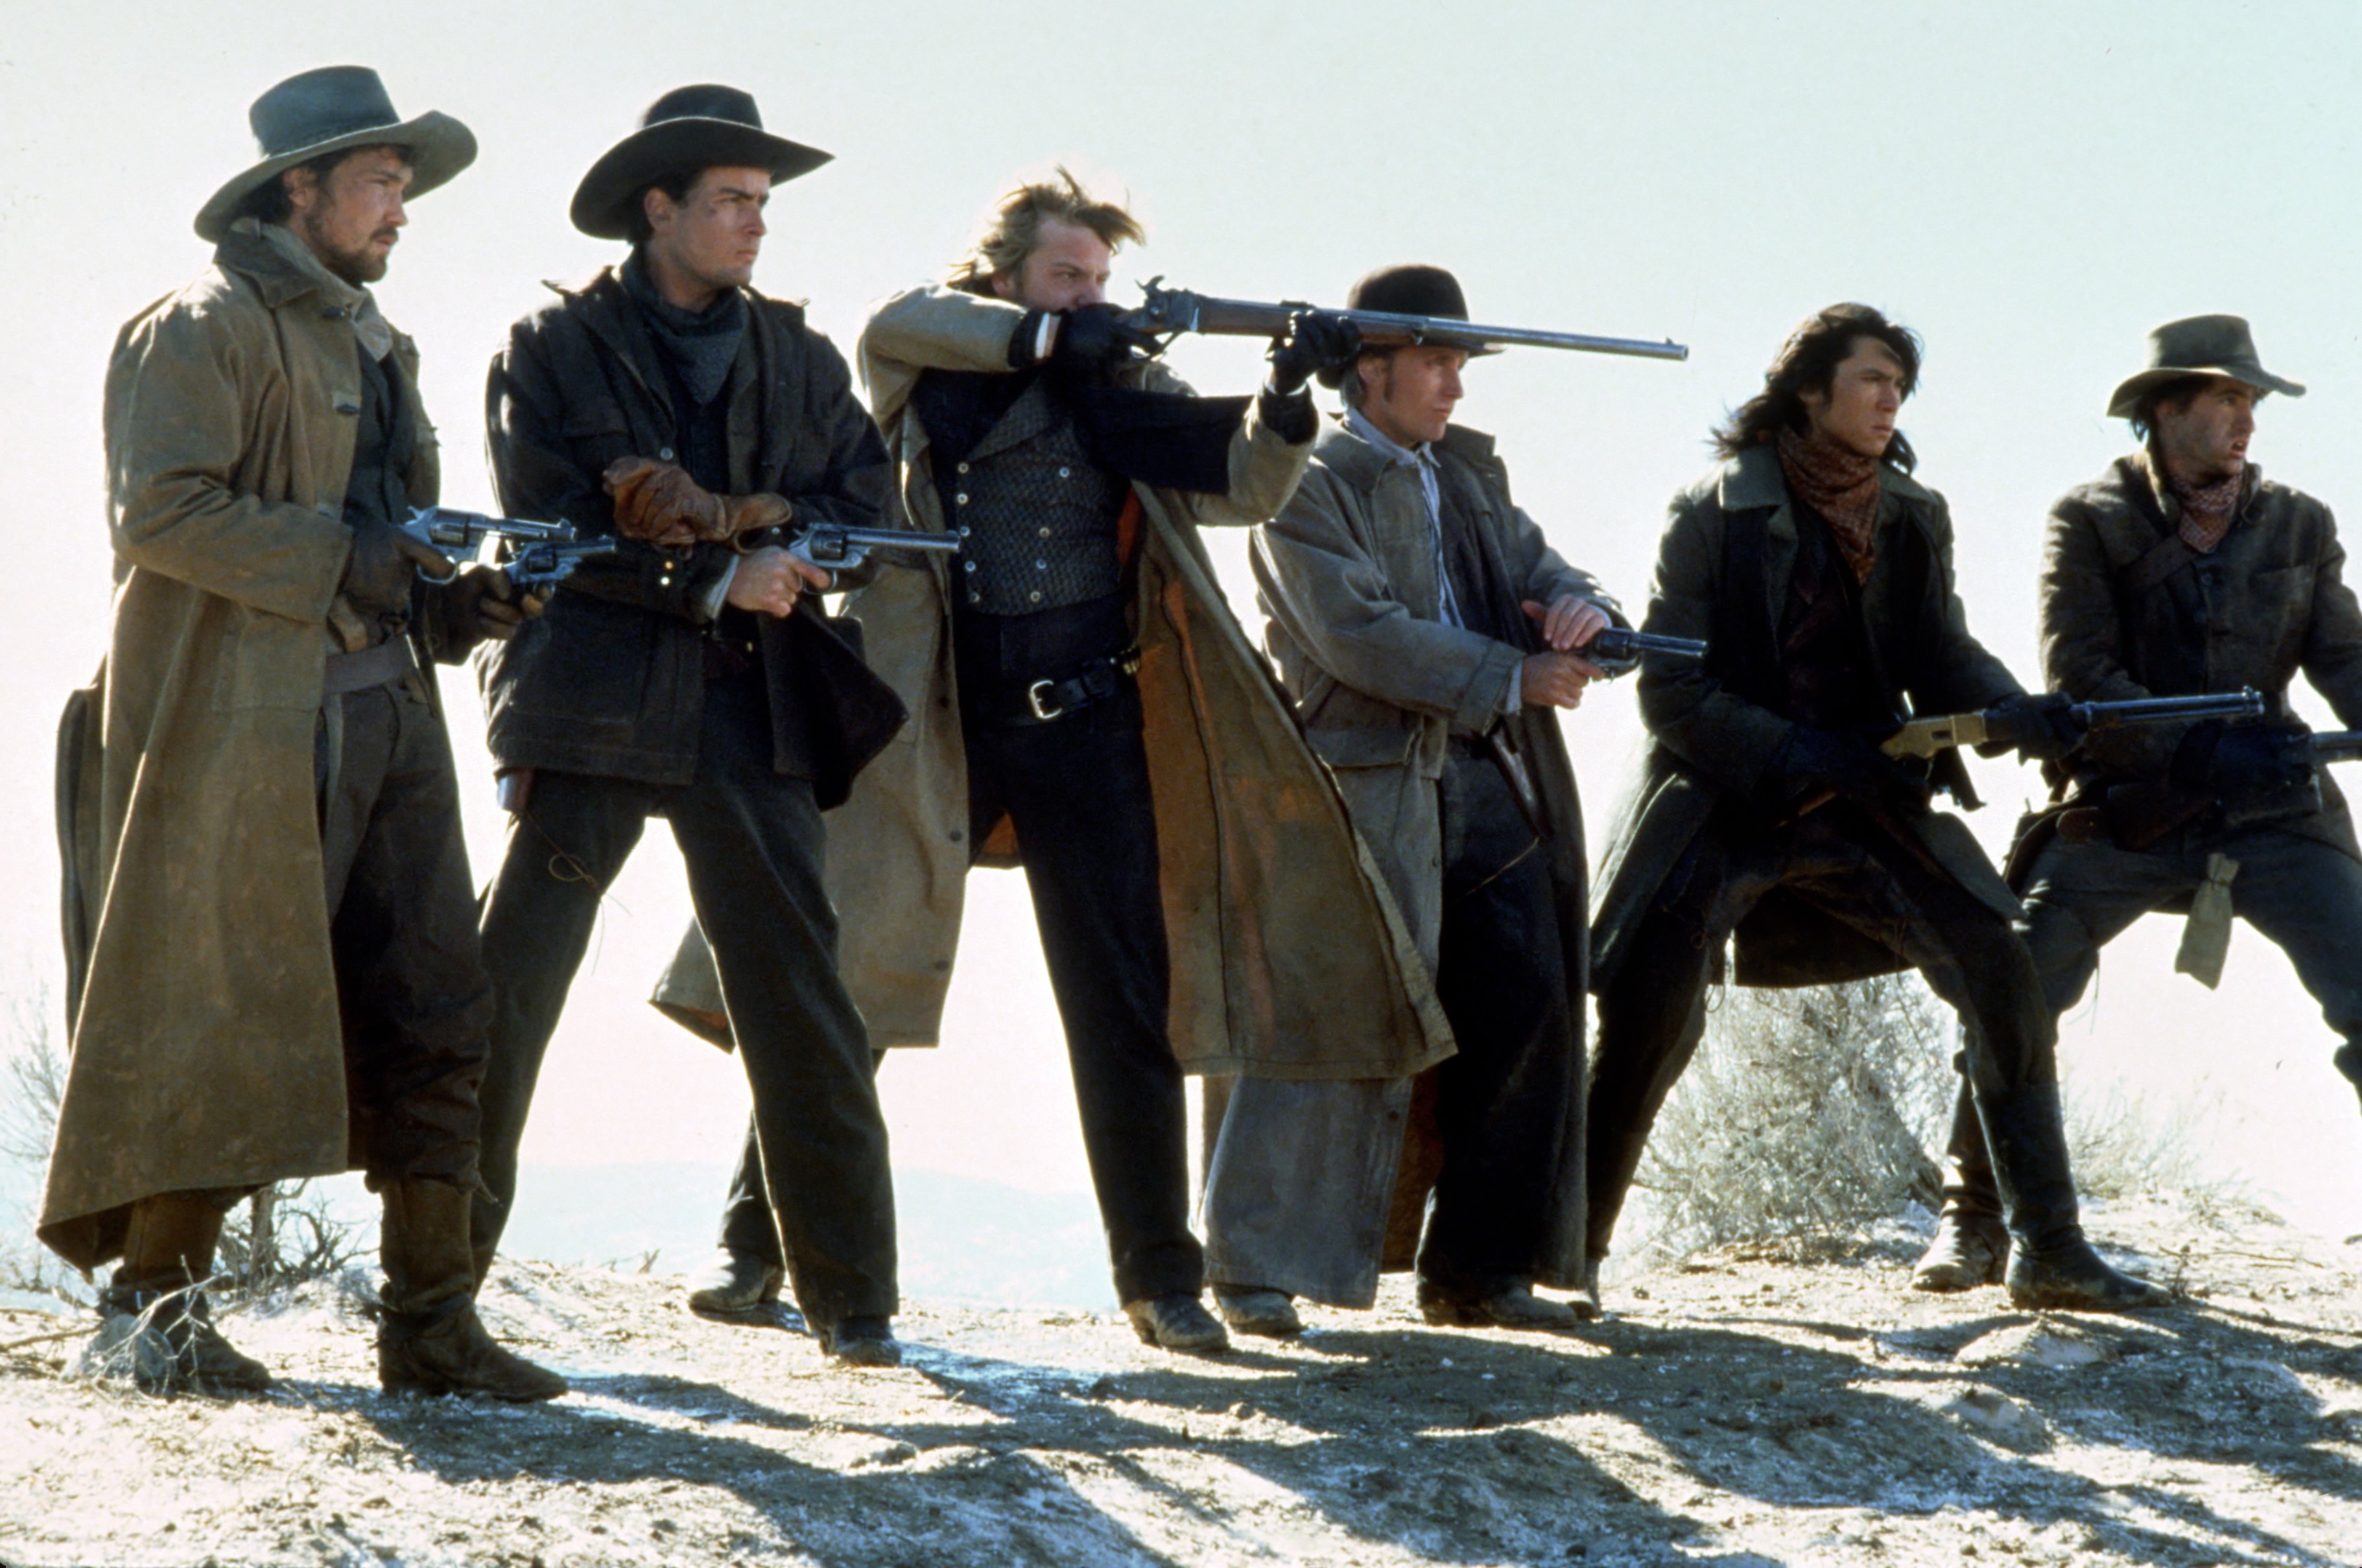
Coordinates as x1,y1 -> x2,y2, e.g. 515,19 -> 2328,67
3,1 -> 2359,1239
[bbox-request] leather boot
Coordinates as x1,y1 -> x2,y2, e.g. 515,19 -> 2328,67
1912,1081 -> 2008,1292
378,1179 -> 568,1401
1977,1082 -> 2170,1311
1124,1293 -> 1229,1353
105,1193 -> 270,1394
1213,1287 -> 1303,1339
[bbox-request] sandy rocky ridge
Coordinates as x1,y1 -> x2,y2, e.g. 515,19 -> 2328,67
1,1193 -> 2358,1567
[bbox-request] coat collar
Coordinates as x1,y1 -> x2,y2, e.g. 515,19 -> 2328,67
1316,415 -> 1498,495
215,218 -> 350,310
1717,440 -> 1933,511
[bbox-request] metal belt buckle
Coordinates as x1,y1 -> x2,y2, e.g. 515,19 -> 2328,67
1026,679 -> 1065,721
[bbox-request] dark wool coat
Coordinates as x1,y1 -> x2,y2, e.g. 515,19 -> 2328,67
1591,444 -> 2026,994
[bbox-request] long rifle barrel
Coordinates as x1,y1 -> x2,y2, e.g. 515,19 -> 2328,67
1124,279 -> 1688,364
2073,689 -> 2265,729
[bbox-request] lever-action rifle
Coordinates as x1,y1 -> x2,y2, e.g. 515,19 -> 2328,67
401,506 -> 619,596
1878,688 -> 2267,760
1119,278 -> 1689,364
1585,627 -> 1707,678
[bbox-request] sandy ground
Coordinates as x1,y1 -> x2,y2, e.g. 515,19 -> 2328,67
1,1194 -> 2358,1567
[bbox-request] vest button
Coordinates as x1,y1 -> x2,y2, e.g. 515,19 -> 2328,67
658,447 -> 675,461
955,493 -> 969,505
969,592 -> 981,604
1035,559 -> 1047,570
956,462 -> 970,473
963,560 -> 976,572
1038,526 -> 1051,538
958,526 -> 971,537
1058,467 -> 1071,479
1030,591 -> 1043,603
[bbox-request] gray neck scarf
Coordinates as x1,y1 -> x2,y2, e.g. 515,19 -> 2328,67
622,253 -> 747,406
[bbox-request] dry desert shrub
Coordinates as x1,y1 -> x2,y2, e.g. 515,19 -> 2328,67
1629,973 -> 1955,1262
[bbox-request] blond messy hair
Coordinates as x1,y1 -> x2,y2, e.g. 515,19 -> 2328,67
946,166 -> 1145,294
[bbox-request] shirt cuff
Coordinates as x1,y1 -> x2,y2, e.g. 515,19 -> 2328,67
696,556 -> 739,623
1498,660 -> 1525,717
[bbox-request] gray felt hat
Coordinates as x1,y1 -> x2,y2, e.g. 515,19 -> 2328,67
2107,314 -> 2305,419
194,66 -> 476,243
569,85 -> 831,240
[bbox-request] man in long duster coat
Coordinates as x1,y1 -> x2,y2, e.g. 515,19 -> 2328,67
652,183 -> 1450,1348
1202,264 -> 1609,1333
45,67 -> 561,1399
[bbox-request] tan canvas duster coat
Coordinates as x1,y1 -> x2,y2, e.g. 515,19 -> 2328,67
654,285 -> 1449,1081
43,222 -> 438,1270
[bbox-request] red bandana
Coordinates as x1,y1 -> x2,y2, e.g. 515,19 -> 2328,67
1775,427 -> 1883,584
2165,466 -> 2243,554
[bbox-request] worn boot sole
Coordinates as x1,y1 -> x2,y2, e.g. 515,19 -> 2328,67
685,1260 -> 787,1316
1214,1291 -> 1303,1339
1911,1219 -> 2008,1293
2007,1248 -> 2173,1313
378,1308 -> 569,1402
823,1337 -> 904,1369
1420,1295 -> 1581,1331
1124,1298 -> 1231,1354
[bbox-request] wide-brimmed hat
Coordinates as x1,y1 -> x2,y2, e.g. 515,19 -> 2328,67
1319,263 -> 1497,388
570,85 -> 832,240
2107,314 -> 2305,419
195,66 -> 475,243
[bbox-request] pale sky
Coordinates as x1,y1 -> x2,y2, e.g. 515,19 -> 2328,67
3,1 -> 2359,1239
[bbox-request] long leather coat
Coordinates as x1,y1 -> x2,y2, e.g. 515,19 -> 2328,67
1590,444 -> 2026,994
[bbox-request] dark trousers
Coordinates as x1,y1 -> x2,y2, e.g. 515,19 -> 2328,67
1418,756 -> 1580,1294
1932,820 -> 2362,1184
1587,803 -> 2055,1258
964,686 -> 1203,1304
471,672 -> 896,1326
320,676 -> 492,1189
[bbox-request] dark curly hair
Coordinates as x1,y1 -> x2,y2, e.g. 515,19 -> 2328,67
1714,303 -> 1922,471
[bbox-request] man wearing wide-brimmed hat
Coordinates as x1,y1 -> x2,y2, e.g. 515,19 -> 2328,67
1913,314 -> 2362,1294
42,65 -> 561,1399
1201,264 -> 1621,1335
469,85 -> 910,1366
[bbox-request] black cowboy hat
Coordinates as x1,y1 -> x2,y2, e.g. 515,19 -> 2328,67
570,84 -> 832,240
1318,263 -> 1498,388
195,66 -> 475,243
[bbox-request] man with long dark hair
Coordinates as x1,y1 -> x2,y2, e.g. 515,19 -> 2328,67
1913,316 -> 2362,1293
1586,304 -> 2167,1314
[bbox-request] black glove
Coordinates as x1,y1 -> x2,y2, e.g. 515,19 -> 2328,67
1762,724 -> 1930,812
1049,303 -> 1160,377
1265,310 -> 1362,398
1978,691 -> 2089,762
427,563 -> 543,648
2172,720 -> 2313,804
341,522 -> 451,616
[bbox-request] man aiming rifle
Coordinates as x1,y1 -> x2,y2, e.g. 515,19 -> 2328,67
1914,316 -> 2362,1294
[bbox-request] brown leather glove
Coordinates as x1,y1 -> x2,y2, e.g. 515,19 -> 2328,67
602,457 -> 791,549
